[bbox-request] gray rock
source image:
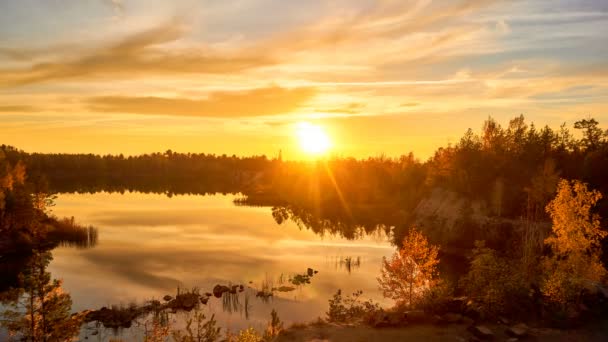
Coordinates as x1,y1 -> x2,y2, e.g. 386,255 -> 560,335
506,323 -> 529,338
468,325 -> 494,340
444,313 -> 463,324
405,310 -> 432,324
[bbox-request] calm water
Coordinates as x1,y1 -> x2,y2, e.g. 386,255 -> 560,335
48,192 -> 394,340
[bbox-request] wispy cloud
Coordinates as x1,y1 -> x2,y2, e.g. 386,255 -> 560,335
87,86 -> 316,117
0,20 -> 274,87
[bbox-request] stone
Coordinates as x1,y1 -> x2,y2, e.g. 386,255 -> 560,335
498,316 -> 510,325
212,285 -> 230,298
443,313 -> 463,324
404,310 -> 432,324
462,317 -> 475,326
506,323 -> 529,338
468,325 -> 494,340
163,295 -> 173,301
445,296 -> 468,313
307,268 -> 314,276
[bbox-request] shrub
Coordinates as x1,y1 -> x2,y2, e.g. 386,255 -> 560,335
326,290 -> 380,323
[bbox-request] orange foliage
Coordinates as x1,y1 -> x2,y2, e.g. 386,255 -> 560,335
377,228 -> 440,308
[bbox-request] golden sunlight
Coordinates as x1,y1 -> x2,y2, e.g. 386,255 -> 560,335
296,122 -> 331,155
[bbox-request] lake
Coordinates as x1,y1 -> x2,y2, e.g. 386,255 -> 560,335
47,192 -> 395,340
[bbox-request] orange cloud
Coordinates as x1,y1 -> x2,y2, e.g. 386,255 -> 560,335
0,21 -> 274,87
87,86 -> 316,117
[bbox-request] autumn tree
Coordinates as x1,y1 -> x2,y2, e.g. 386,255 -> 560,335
541,179 -> 607,310
378,228 -> 440,309
1,251 -> 84,341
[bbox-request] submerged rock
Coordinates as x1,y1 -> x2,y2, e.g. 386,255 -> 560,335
468,325 -> 494,340
274,286 -> 296,292
506,323 -> 529,338
443,313 -> 463,324
213,285 -> 230,298
404,310 -> 433,324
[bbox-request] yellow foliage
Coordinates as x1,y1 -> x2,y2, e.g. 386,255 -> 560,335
377,228 -> 440,308
542,179 -> 607,308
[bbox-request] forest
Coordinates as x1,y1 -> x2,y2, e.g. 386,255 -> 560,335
3,115 -> 607,252
1,115 -> 608,340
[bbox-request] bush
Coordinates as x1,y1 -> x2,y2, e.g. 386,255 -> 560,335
326,290 -> 380,323
460,241 -> 527,318
418,279 -> 454,314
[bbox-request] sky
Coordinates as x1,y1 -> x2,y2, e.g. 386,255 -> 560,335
1,0 -> 607,159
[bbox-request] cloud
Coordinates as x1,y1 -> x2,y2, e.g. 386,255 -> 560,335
0,21 -> 274,87
87,86 -> 315,117
104,0 -> 124,16
0,105 -> 39,113
260,0 -> 501,53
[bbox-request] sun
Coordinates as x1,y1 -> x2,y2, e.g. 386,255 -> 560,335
296,122 -> 331,156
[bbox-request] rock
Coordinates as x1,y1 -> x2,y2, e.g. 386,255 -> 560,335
404,310 -> 432,324
445,297 -> 468,313
443,313 -> 463,324
464,304 -> 482,320
230,285 -> 238,294
163,295 -> 173,301
468,325 -> 494,340
239,284 -> 245,292
307,268 -> 314,276
275,286 -> 296,292
462,317 -> 475,326
370,311 -> 407,328
205,292 -> 213,297
506,323 -> 529,338
433,314 -> 447,325
180,294 -> 198,310
213,285 -> 230,298
148,300 -> 161,307
200,297 -> 209,305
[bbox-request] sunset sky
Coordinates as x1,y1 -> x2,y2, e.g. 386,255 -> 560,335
1,0 -> 607,159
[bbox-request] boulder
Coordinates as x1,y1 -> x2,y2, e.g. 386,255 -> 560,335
307,268 -> 314,276
445,296 -> 468,313
163,295 -> 173,301
462,317 -> 475,326
467,325 -> 494,340
506,323 -> 529,338
443,313 -> 463,324
213,285 -> 230,298
370,311 -> 407,328
404,310 -> 432,324
498,316 -> 510,325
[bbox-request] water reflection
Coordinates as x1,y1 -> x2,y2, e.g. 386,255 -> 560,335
1,191 -> 395,340
0,251 -> 84,341
46,192 -> 393,337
